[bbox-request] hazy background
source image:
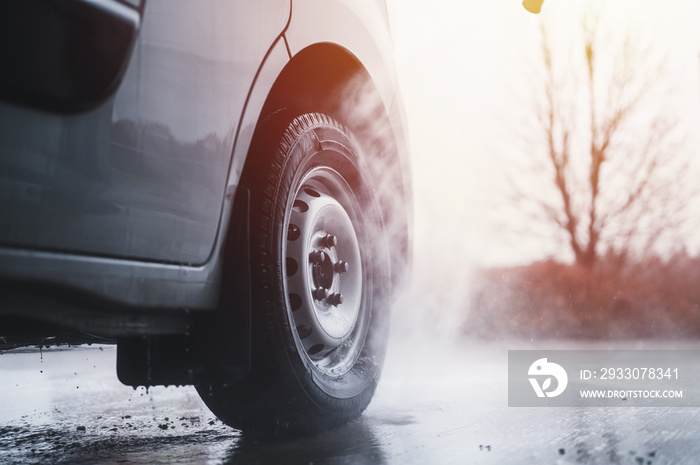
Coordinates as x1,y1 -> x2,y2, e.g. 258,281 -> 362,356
385,0 -> 700,340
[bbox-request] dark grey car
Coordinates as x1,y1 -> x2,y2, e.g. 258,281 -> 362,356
0,0 -> 411,434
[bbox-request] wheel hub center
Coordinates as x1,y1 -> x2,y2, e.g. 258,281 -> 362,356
312,252 -> 334,290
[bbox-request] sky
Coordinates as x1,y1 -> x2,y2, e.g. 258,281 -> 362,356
386,0 -> 700,268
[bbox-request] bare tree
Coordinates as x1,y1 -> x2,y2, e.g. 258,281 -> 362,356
509,7 -> 691,269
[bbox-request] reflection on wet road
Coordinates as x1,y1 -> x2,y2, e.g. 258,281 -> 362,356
2,340 -> 700,464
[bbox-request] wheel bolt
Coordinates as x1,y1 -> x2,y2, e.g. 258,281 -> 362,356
322,234 -> 338,248
328,293 -> 343,306
313,287 -> 329,301
310,250 -> 327,264
334,260 -> 349,274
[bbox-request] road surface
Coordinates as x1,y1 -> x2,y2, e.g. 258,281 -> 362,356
1,339 -> 700,464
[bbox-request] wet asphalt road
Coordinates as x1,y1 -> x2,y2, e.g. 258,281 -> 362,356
2,340 -> 700,464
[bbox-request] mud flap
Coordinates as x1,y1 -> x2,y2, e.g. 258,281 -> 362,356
117,334 -> 199,386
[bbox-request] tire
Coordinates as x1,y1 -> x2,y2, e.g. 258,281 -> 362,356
197,112 -> 391,435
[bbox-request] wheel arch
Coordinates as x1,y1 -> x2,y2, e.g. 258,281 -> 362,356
243,41 -> 412,289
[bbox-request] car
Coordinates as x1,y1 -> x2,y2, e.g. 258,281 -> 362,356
0,0 -> 411,435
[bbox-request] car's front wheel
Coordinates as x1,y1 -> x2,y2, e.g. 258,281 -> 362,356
197,113 -> 391,435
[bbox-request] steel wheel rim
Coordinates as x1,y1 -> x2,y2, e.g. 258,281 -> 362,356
283,166 -> 369,377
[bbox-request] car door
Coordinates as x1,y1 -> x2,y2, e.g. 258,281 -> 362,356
0,0 -> 289,266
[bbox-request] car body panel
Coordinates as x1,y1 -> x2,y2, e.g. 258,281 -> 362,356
286,0 -> 397,112
0,0 -> 410,323
0,0 -> 289,266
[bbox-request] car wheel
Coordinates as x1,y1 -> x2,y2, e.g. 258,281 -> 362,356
197,112 -> 391,435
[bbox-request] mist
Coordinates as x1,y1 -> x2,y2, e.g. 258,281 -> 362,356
384,0 -> 700,344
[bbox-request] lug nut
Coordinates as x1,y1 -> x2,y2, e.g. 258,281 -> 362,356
328,293 -> 344,306
322,234 -> 338,248
310,250 -> 327,264
334,260 -> 349,274
313,287 -> 329,301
